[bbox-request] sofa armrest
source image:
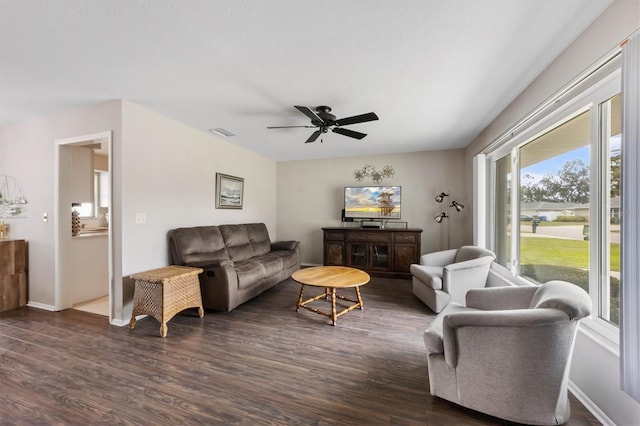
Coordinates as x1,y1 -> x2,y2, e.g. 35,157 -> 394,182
271,240 -> 300,251
420,248 -> 457,266
466,285 -> 538,310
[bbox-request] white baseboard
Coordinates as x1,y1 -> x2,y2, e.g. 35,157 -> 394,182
569,381 -> 615,426
26,301 -> 56,311
111,314 -> 146,327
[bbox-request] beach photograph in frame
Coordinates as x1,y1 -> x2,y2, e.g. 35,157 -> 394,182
215,173 -> 244,209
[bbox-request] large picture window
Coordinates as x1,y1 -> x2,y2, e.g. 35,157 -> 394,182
489,71 -> 621,329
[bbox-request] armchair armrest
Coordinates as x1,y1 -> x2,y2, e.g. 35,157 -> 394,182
420,248 -> 457,266
271,240 -> 300,251
466,285 -> 538,310
441,309 -> 570,368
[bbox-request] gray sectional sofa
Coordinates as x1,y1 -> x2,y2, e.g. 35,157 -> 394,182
168,223 -> 300,311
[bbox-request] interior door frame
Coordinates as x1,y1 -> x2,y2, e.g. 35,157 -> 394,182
54,131 -> 113,321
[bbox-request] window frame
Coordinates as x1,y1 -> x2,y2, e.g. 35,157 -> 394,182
484,67 -> 622,346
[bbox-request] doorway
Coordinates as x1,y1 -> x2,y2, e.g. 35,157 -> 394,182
54,131 -> 113,322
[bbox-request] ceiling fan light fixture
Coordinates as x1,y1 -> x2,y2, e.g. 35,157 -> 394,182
209,128 -> 235,137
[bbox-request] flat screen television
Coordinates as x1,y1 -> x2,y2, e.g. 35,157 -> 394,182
344,186 -> 401,220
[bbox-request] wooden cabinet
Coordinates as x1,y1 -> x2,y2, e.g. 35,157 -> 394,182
71,146 -> 94,203
322,227 -> 422,278
0,239 -> 27,312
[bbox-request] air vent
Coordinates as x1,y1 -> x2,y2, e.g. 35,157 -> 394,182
208,128 -> 235,137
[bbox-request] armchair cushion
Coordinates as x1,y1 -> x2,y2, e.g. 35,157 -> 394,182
454,245 -> 496,263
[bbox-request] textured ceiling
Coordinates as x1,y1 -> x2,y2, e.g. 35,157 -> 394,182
0,0 -> 612,161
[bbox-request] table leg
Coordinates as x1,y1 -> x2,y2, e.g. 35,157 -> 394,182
129,316 -> 136,329
160,322 -> 168,338
197,306 -> 204,318
296,285 -> 305,311
355,286 -> 364,310
331,288 -> 337,326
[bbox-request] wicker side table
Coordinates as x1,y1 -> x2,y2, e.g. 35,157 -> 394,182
129,265 -> 204,337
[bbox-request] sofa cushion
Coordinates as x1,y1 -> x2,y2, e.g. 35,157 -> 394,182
234,260 -> 265,290
245,223 -> 272,257
169,226 -> 230,265
220,224 -> 254,262
270,249 -> 299,270
256,254 -> 284,277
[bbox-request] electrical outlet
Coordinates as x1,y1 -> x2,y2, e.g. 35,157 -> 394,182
135,213 -> 147,224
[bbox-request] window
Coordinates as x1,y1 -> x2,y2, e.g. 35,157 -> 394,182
487,68 -> 622,330
74,171 -> 109,218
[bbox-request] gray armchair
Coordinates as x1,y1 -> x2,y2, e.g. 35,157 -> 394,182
423,281 -> 592,425
410,246 -> 495,313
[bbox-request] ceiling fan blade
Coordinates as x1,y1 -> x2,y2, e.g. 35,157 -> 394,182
332,127 -> 367,140
294,106 -> 325,124
333,112 -> 379,126
267,125 -> 316,129
305,130 -> 322,143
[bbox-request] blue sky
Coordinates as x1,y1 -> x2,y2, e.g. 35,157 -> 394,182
521,134 -> 620,182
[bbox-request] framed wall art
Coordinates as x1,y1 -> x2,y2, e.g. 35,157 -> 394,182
215,173 -> 244,209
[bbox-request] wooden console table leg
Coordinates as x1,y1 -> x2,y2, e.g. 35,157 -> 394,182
331,288 -> 337,326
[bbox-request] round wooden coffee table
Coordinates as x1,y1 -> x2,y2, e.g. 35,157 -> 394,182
291,266 -> 370,326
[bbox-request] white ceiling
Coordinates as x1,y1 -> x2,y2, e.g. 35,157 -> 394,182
0,0 -> 612,161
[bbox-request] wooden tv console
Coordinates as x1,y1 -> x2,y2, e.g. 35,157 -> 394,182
322,227 -> 422,278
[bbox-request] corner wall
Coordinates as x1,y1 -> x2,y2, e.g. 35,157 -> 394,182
118,100 -> 277,322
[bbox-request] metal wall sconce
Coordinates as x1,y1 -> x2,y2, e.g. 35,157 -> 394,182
435,192 -> 448,203
451,200 -> 464,212
434,192 -> 464,222
434,191 -> 464,249
434,212 -> 447,223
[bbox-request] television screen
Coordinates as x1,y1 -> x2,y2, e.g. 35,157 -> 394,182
344,186 -> 401,220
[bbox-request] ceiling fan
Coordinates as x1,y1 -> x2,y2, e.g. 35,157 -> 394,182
267,105 -> 379,143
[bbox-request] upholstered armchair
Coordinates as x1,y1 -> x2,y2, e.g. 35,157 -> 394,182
423,281 -> 592,425
410,246 -> 495,313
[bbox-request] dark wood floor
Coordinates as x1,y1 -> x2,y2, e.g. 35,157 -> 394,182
0,277 -> 600,425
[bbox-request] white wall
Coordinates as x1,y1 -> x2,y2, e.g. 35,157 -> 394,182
118,100 -> 277,321
463,0 -> 640,423
0,100 -> 122,308
276,149 -> 468,265
0,99 -> 278,326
